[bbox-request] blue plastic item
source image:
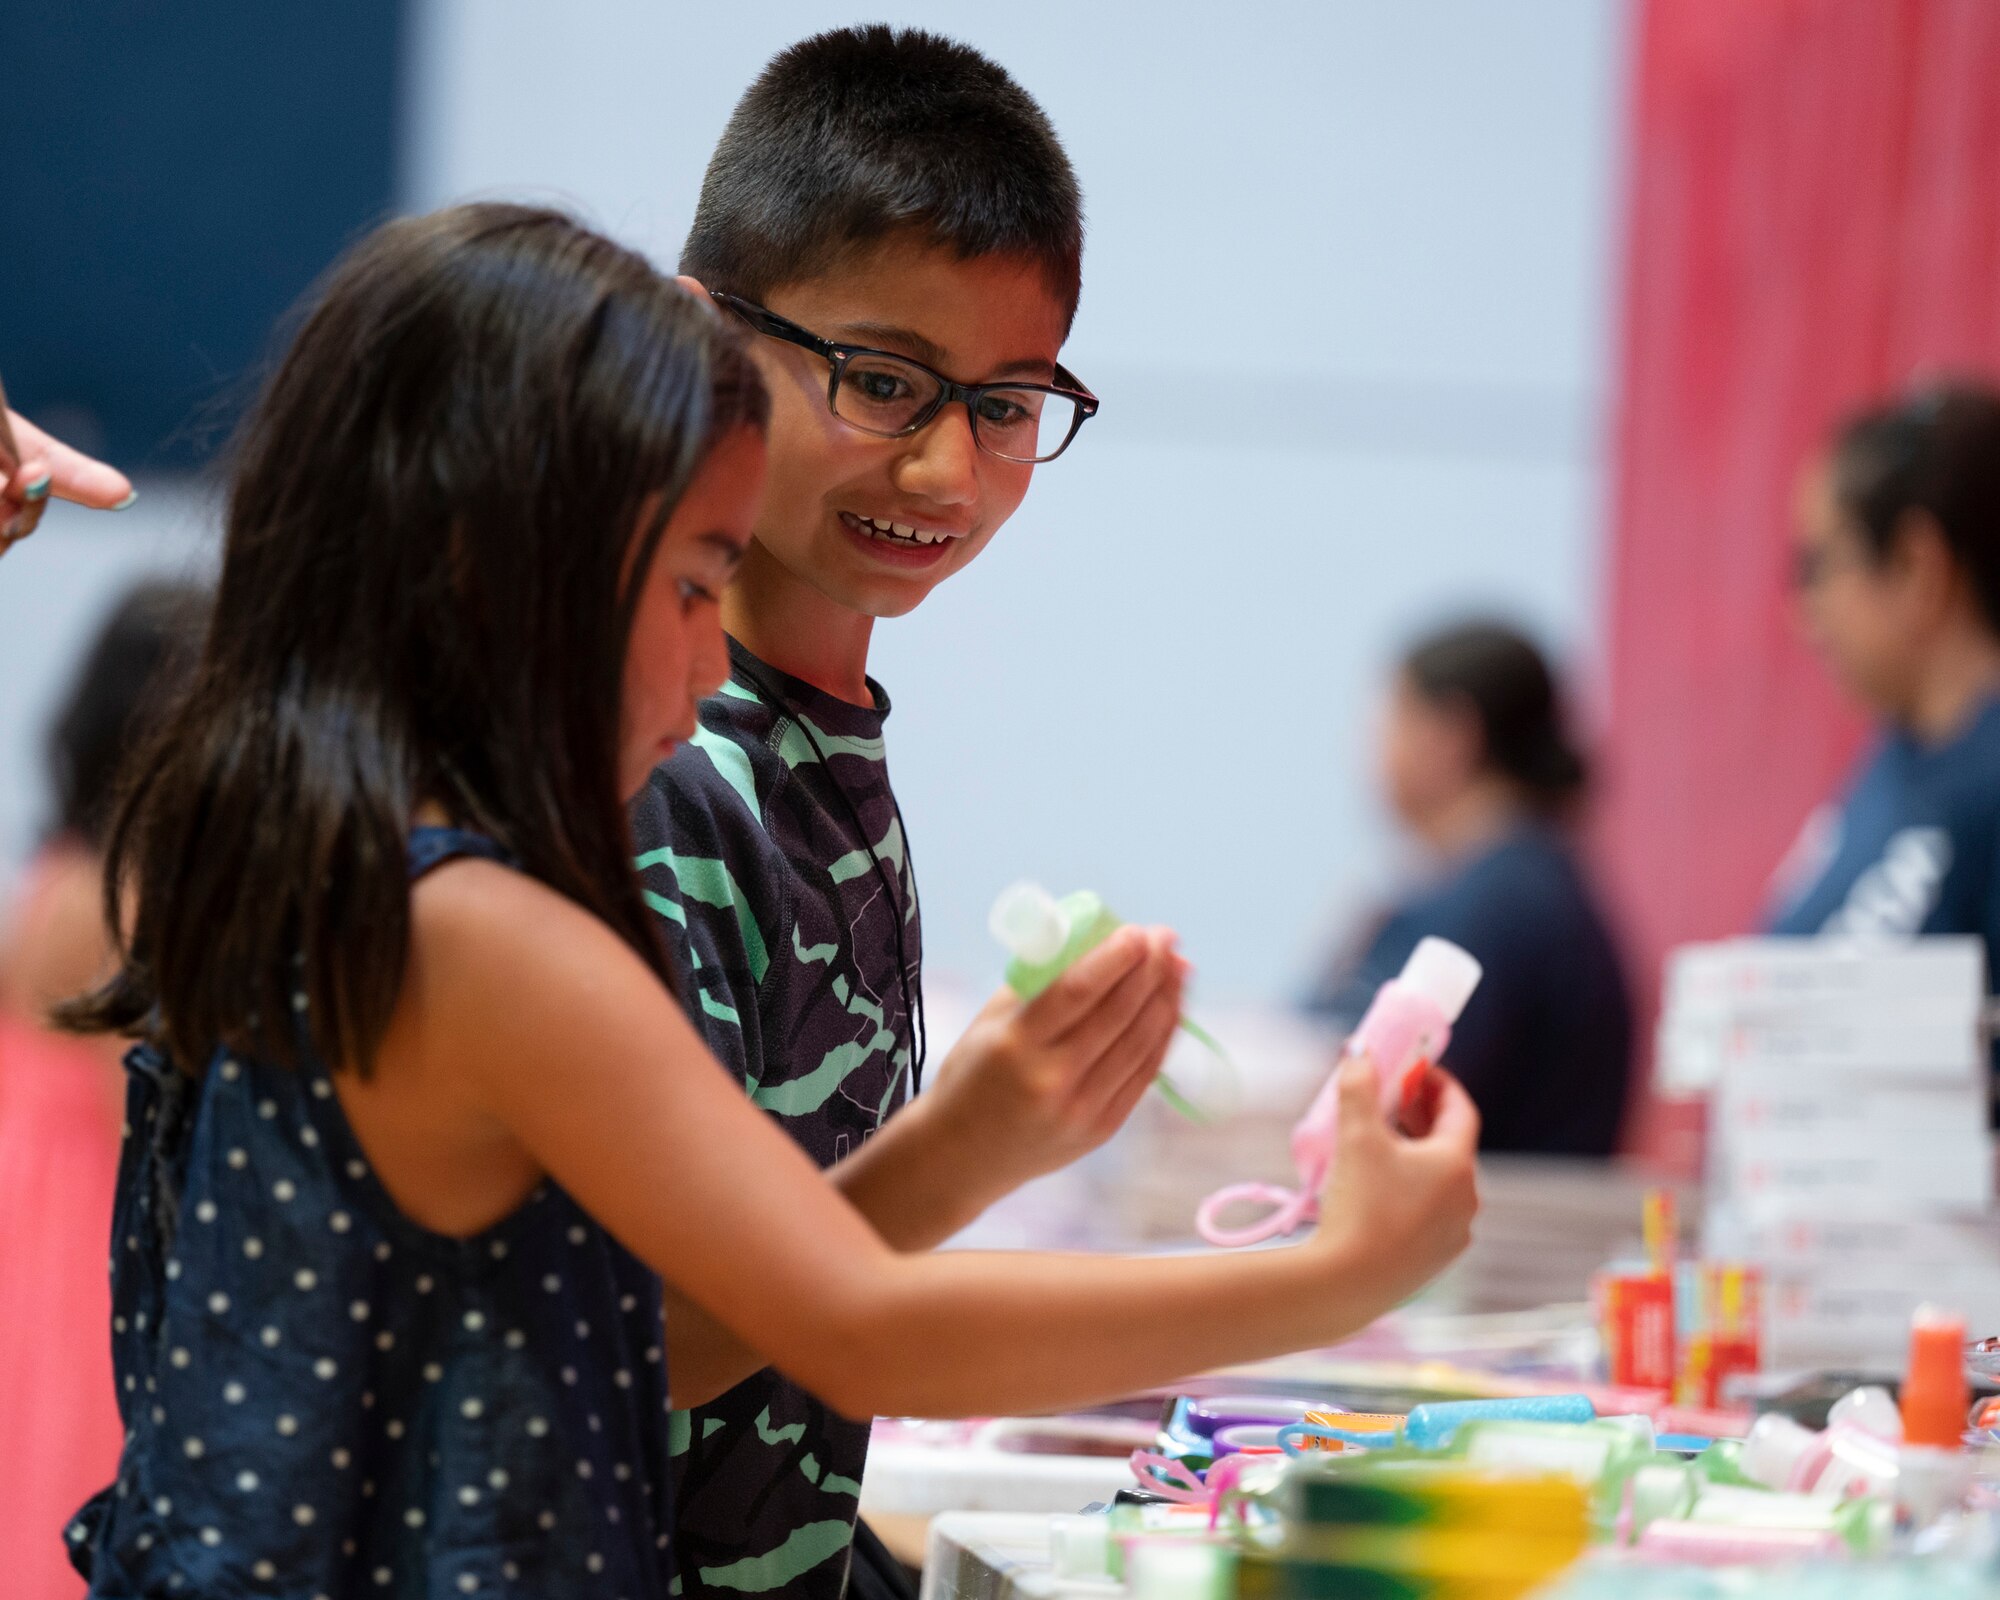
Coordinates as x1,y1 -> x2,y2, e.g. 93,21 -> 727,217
1401,1395 -> 1597,1450
1275,1394 -> 1600,1456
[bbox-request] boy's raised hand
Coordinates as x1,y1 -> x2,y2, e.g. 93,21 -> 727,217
924,925 -> 1188,1202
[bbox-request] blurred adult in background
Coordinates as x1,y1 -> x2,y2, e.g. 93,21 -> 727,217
0,579 -> 205,1600
1768,384 -> 2000,959
1307,621 -> 1633,1156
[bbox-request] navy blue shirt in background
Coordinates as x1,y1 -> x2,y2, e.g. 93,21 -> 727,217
1307,825 -> 1633,1156
1765,697 -> 2000,964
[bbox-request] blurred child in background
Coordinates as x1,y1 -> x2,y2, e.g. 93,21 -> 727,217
0,578 -> 205,1600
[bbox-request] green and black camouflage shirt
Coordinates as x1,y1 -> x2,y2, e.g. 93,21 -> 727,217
632,637 -> 920,1599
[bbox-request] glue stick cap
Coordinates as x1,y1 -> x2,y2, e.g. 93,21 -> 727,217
1398,937 -> 1483,1022
1739,1413 -> 1819,1491
1900,1303 -> 1969,1450
990,881 -> 1069,965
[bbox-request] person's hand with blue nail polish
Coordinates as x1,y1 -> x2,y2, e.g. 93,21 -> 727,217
1,389 -> 137,555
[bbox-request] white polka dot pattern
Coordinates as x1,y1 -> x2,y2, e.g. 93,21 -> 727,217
77,831 -> 677,1596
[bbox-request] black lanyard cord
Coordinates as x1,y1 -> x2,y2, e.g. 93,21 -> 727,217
731,659 -> 927,1101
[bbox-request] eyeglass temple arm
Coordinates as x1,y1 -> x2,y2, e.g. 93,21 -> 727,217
710,292 -> 837,361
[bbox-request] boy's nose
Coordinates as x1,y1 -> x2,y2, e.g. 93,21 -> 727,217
893,406 -> 980,507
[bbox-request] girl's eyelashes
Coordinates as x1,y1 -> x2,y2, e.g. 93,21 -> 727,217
677,578 -> 716,612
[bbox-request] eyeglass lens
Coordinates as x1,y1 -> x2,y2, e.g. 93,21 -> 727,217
834,351 -> 1081,462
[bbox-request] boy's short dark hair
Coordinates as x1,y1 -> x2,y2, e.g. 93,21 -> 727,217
683,26 -> 1083,327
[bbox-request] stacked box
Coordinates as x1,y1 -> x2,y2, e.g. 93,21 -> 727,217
1659,937 -> 1996,1368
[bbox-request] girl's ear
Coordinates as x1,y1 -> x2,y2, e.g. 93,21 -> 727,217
1888,508 -> 1959,617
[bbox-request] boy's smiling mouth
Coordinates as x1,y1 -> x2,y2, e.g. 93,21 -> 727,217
836,510 -> 966,560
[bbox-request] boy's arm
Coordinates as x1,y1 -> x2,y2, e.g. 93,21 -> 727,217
636,732 -> 1192,1405
636,759 -> 1192,1405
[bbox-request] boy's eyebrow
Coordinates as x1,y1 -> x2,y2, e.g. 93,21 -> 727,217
831,321 -> 1056,383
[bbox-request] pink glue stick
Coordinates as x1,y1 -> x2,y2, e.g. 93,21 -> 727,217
1197,937 -> 1482,1248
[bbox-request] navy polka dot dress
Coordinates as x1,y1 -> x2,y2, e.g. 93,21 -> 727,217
69,828 -> 677,1598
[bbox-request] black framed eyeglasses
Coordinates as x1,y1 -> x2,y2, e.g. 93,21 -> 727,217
712,291 -> 1099,464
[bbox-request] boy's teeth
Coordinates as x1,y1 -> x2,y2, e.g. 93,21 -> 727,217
852,513 -> 945,546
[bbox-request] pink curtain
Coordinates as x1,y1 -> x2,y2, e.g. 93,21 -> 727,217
0,1015 -> 123,1600
1596,0 -> 2000,1164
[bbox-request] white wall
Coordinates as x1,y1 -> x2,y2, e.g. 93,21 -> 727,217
0,487 -> 218,866
1,1 -> 1626,1004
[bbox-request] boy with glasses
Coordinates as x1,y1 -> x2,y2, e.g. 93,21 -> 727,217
629,26 -> 1188,1600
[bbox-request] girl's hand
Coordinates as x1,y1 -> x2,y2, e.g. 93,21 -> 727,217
2,406 -> 136,552
1311,1053 -> 1479,1312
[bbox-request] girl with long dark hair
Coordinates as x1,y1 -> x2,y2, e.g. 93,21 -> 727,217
61,204 -> 1478,1596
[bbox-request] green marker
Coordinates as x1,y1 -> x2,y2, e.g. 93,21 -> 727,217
989,882 -> 1227,1121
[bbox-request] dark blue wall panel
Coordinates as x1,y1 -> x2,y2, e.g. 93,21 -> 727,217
2,2 -> 405,467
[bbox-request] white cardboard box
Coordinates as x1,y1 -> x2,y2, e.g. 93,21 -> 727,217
1663,937 -> 1986,1015
1667,1014 -> 1984,1083
1714,1077 -> 1989,1138
1721,1210 -> 2000,1262
1765,1275 -> 2000,1368
1657,937 -> 1988,1094
1720,1142 -> 1993,1210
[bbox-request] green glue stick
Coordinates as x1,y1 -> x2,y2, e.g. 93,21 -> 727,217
989,881 -> 1227,1121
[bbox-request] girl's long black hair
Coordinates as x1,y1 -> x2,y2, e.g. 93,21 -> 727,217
63,203 -> 766,1076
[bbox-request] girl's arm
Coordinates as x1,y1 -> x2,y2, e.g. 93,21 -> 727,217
661,925 -> 1189,1407
367,859 -> 1478,1422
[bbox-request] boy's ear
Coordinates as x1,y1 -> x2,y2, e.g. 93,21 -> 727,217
676,273 -> 709,298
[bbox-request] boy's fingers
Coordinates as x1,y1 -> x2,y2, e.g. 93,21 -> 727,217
1015,926 -> 1149,1043
1046,933 -> 1179,1065
1077,984 -> 1180,1128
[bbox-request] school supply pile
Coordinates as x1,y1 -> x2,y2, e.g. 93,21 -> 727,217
1659,936 -> 2000,1366
1591,1188 -> 1766,1414
942,1305 -> 1996,1599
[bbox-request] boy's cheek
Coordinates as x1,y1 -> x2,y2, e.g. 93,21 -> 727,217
983,461 -> 1035,531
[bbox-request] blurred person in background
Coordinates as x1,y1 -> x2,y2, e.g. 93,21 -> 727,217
1307,621 -> 1633,1156
1769,383 -> 2000,962
0,578 -> 205,1599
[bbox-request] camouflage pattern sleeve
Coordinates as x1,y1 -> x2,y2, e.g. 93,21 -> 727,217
629,731 -> 787,1090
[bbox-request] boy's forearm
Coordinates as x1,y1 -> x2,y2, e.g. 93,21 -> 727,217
825,1090 -> 1008,1250
663,1094 -> 1007,1406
